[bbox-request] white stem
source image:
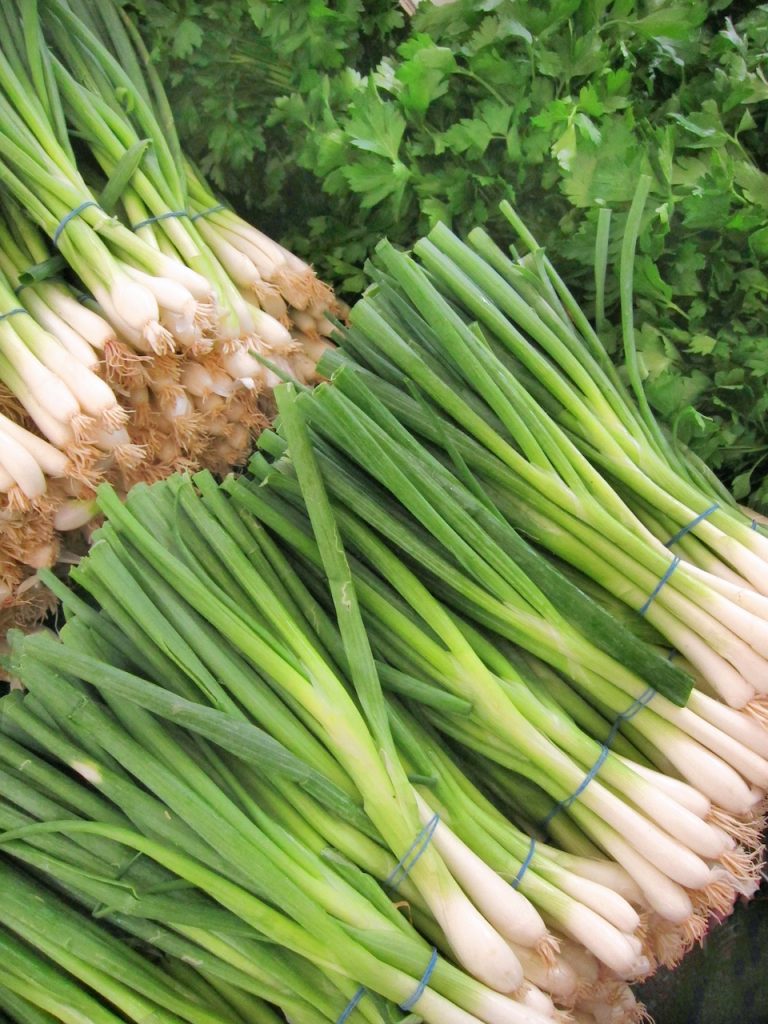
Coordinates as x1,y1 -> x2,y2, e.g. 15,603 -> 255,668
686,561 -> 768,621
540,863 -> 639,933
419,985 -> 554,1024
615,758 -> 709,816
438,891 -> 525,992
556,900 -> 642,977
582,778 -> 716,882
40,283 -> 115,351
144,252 -> 213,301
631,720 -> 759,814
688,690 -> 768,758
222,346 -> 263,379
22,289 -> 99,368
694,527 -> 768,594
657,572 -> 768,691
666,706 -> 768,790
200,228 -> 263,289
645,604 -> 755,706
16,318 -> 119,420
17,391 -> 75,449
90,283 -> 152,352
0,324 -> 81,423
0,413 -> 68,477
399,985 -> 501,1024
91,426 -> 131,452
220,219 -> 288,274
578,817 -> 694,921
122,264 -> 200,320
696,587 -> 768,658
470,987 -> 564,1024
547,854 -> 644,906
211,222 -> 281,280
251,308 -> 294,349
0,427 -> 46,499
517,983 -> 556,1019
415,794 -> 548,949
107,274 -> 163,339
162,309 -> 202,349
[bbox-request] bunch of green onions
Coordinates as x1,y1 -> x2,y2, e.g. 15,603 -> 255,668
0,456 -> 645,1022
314,190 -> 768,719
0,0 -> 337,629
3,194 -> 767,1024
1,374 -> 765,1022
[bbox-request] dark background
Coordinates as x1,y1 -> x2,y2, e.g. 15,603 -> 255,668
638,881 -> 768,1023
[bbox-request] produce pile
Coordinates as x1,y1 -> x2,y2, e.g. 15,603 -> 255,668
0,0 -> 337,633
2,198 -> 767,1024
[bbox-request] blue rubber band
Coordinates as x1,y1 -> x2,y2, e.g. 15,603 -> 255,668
604,686 -> 656,743
336,987 -> 365,1023
664,503 -> 719,548
540,687 -> 656,830
511,836 -> 537,889
132,209 -> 188,231
541,744 -> 612,829
400,948 -> 438,1012
639,556 -> 680,616
386,814 -> 440,890
53,200 -> 100,247
189,202 -> 226,222
0,307 -> 27,324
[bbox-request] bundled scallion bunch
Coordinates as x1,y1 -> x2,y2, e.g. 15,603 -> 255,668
3,198 -> 767,1024
0,0 -> 338,631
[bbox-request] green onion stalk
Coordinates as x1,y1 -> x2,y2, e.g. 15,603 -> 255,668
0,861 -> 256,1024
0,0 -> 339,632
0,740 -> 364,1023
34,0 -> 337,358
3,473 -> 606,1015
0,37 -> 213,355
37,474 -> 667,987
0,646 -> 556,1023
415,215 -> 768,696
310,223 -> 768,714
5,452 -> 759,1018
245,425 -> 768,815
0,196 -> 116,370
9,461 -> 758,1006
63,0 -> 334,322
92,481 -> 538,989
